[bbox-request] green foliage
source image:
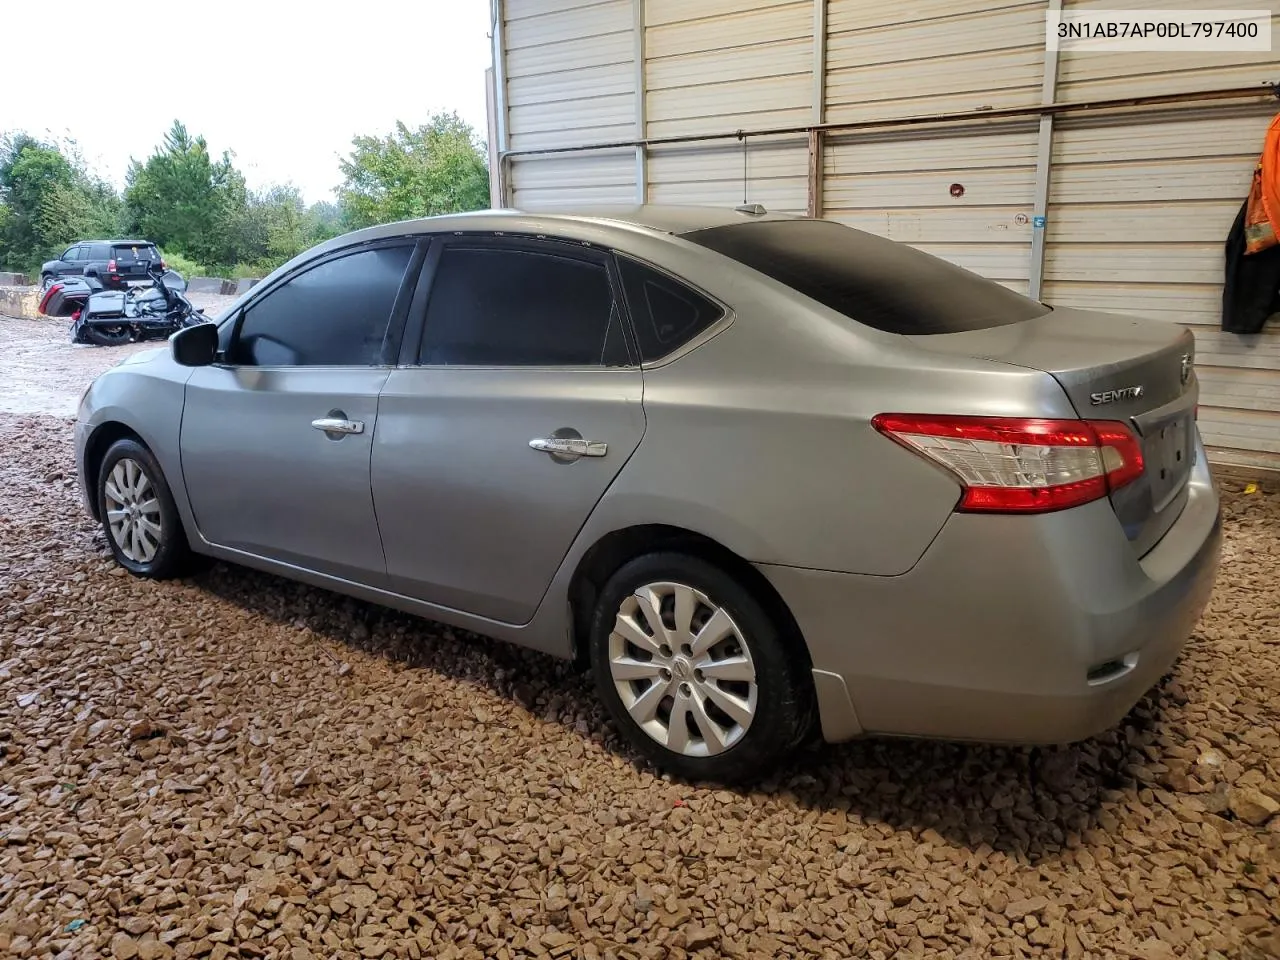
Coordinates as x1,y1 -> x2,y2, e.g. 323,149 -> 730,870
338,113 -> 489,230
1,112 -> 491,279
0,132 -> 126,273
124,121 -> 243,268
158,250 -> 209,279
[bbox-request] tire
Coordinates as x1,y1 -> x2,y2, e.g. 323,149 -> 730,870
84,323 -> 132,347
589,552 -> 813,784
97,439 -> 191,579
40,274 -> 54,292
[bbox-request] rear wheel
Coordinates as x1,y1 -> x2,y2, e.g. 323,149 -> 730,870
84,323 -> 131,347
97,439 -> 190,578
589,552 -> 813,784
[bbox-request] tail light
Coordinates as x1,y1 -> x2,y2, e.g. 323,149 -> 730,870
107,258 -> 117,274
159,259 -> 167,270
39,282 -> 62,314
872,414 -> 1144,514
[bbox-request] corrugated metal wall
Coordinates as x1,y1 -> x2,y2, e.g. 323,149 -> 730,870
823,0 -> 1048,293
494,0 -> 1280,470
504,0 -> 636,206
644,0 -> 813,212
1044,0 -> 1280,469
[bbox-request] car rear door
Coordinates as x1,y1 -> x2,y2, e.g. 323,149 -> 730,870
372,236 -> 645,625
180,239 -> 424,584
86,243 -> 111,278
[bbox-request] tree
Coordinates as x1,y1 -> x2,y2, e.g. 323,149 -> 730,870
304,201 -> 343,246
0,133 -> 74,268
124,120 -> 241,267
0,132 -> 123,272
337,113 -> 489,229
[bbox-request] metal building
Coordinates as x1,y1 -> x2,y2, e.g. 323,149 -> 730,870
487,0 -> 1280,471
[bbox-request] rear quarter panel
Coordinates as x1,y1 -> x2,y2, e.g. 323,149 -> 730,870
574,235 -> 1081,576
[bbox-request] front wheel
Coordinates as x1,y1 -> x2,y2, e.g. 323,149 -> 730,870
97,439 -> 191,578
40,273 -> 55,292
84,323 -> 132,347
589,552 -> 813,784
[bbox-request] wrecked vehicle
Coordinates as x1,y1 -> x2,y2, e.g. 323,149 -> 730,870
39,265 -> 212,346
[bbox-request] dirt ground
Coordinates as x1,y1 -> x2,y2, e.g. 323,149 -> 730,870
0,294 -> 237,418
1,316 -> 1279,960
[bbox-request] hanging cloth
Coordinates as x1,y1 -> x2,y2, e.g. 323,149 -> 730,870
1222,113 -> 1280,333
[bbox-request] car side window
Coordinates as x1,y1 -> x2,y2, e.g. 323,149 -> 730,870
617,255 -> 724,363
91,244 -> 111,260
230,245 -> 414,367
418,245 -> 630,366
63,247 -> 81,262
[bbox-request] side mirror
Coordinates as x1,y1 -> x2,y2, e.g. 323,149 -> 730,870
171,322 -> 219,367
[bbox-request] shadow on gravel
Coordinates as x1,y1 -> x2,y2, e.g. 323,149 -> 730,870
185,555 -> 1166,864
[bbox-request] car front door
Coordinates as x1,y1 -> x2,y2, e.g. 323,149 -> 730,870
57,246 -> 83,277
372,237 -> 645,624
180,240 -> 423,585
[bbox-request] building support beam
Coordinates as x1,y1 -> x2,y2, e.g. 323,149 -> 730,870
807,129 -> 824,218
808,0 -> 826,218
1028,0 -> 1063,301
489,0 -> 511,207
633,0 -> 647,204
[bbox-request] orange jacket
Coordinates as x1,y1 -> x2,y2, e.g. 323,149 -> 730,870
1245,112 -> 1280,254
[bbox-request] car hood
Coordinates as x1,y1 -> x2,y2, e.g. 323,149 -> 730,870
116,346 -> 166,367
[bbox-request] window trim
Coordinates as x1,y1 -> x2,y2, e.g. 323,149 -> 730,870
219,237 -> 426,370
398,233 -> 638,371
611,250 -> 732,369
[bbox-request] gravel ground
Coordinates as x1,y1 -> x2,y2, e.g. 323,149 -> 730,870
1,319 -> 1279,959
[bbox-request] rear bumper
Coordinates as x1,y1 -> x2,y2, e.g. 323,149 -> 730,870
763,443 -> 1222,745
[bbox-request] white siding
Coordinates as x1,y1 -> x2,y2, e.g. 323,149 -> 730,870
509,151 -> 637,209
1056,0 -> 1280,102
824,126 -> 1039,292
503,0 -> 636,204
825,0 -> 1047,123
1045,0 -> 1280,470
643,0 -> 812,211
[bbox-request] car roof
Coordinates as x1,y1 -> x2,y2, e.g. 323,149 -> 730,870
328,204 -> 804,248
71,239 -> 155,246
526,204 -> 804,235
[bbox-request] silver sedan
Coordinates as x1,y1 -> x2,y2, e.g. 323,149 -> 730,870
74,205 -> 1222,783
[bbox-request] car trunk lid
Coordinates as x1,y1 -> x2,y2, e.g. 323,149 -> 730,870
907,307 -> 1198,556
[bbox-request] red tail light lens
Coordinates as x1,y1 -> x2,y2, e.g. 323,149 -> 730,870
159,259 -> 167,270
39,283 -> 62,314
871,414 -> 1145,514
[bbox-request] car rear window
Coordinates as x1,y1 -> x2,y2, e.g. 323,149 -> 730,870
682,218 -> 1050,335
112,244 -> 159,262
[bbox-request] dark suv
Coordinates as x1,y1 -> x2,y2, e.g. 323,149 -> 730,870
40,240 -> 165,291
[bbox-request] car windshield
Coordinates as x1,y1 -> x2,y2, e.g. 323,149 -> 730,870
682,218 -> 1050,335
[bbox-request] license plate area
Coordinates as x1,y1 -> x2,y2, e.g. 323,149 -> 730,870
1143,413 -> 1193,512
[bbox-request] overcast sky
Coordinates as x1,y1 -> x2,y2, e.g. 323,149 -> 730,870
1,0 -> 493,205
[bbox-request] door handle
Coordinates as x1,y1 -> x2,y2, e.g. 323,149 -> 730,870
529,437 -> 607,458
312,417 -> 364,435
